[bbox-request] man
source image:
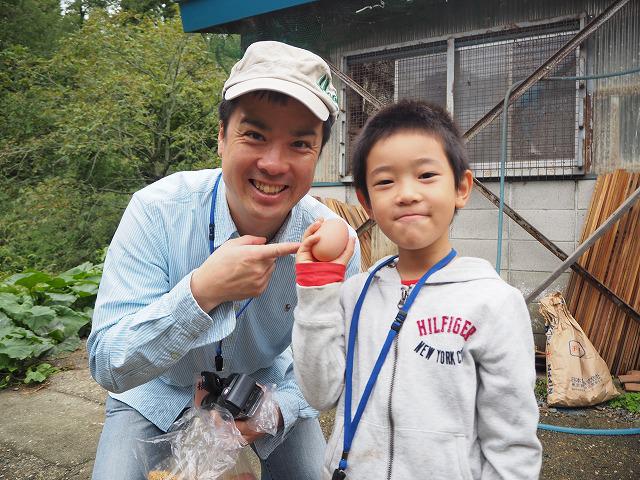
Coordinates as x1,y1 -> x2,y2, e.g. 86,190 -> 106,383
88,41 -> 361,480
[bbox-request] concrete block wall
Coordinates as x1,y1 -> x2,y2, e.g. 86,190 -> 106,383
450,178 -> 596,348
450,179 -> 596,296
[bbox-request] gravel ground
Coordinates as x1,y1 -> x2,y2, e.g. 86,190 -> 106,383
318,402 -> 640,479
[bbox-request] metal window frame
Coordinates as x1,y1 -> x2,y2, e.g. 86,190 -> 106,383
339,14 -> 586,179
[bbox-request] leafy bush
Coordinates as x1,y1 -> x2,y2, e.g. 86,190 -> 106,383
0,260 -> 102,387
607,392 -> 640,413
0,177 -> 125,275
535,377 -> 547,402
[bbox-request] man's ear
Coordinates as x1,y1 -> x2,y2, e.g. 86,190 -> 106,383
217,121 -> 225,157
356,189 -> 373,219
455,170 -> 474,209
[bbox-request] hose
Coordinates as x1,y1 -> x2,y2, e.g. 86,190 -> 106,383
538,423 -> 640,435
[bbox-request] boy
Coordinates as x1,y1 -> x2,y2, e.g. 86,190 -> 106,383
292,100 -> 542,479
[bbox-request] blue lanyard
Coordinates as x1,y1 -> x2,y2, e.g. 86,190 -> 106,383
335,248 -> 457,478
209,172 -> 252,371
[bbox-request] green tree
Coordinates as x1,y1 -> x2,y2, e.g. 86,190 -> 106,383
0,12 -> 239,272
0,0 -> 73,56
1,12 -> 232,189
120,0 -> 179,18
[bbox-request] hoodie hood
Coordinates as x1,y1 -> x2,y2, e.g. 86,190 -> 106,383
368,255 -> 500,285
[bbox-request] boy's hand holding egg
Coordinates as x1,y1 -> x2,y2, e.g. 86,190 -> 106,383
296,218 -> 355,265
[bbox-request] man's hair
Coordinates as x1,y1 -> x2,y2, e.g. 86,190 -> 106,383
218,91 -> 334,150
352,100 -> 470,206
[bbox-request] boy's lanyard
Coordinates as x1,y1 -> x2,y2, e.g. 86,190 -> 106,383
209,172 -> 252,371
333,248 -> 457,480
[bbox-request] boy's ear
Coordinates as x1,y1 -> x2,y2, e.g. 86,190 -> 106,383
356,189 -> 373,219
455,170 -> 474,209
217,121 -> 225,156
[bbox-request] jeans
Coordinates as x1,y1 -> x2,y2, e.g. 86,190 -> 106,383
92,396 -> 326,480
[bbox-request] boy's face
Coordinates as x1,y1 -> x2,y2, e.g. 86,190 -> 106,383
358,131 -> 472,260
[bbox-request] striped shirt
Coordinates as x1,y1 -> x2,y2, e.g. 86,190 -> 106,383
87,168 -> 360,458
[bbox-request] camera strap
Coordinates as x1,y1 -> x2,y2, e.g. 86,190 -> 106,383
334,249 -> 456,479
209,172 -> 252,371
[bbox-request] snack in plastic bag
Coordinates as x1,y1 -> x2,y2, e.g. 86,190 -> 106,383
139,405 -> 244,480
138,372 -> 279,479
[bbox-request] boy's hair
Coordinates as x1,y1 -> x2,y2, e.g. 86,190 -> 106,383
352,100 -> 470,206
218,90 -> 334,150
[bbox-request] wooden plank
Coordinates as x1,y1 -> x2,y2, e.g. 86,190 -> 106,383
623,383 -> 640,392
618,373 -> 640,383
567,171 -> 640,374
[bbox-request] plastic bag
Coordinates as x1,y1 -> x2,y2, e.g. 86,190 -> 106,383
137,379 -> 278,480
540,291 -> 619,407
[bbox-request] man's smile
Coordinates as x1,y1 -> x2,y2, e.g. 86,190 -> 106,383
251,179 -> 288,195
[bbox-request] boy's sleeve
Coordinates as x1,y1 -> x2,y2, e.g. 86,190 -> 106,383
292,275 -> 348,412
475,288 -> 542,480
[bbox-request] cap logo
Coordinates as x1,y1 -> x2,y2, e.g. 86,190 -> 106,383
317,74 -> 339,109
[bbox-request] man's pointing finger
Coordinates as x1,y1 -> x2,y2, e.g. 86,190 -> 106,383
255,242 -> 301,259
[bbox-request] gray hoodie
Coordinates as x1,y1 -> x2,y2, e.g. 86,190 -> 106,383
293,256 -> 542,480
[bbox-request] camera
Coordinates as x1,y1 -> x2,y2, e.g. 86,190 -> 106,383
199,372 -> 263,420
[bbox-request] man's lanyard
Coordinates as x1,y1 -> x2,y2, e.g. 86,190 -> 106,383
209,172 -> 252,371
333,248 -> 457,480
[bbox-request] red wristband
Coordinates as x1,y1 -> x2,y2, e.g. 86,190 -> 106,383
296,262 -> 346,286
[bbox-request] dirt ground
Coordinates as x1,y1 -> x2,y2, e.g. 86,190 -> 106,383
319,401 -> 640,479
26,350 -> 640,479
537,403 -> 640,479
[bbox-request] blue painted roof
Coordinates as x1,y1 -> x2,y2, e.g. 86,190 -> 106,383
179,0 -> 318,32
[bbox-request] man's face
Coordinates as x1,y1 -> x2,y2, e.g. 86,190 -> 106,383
218,94 -> 323,238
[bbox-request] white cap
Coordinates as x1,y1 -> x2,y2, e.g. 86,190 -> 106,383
222,41 -> 339,121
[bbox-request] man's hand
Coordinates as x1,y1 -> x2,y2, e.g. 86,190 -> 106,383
234,404 -> 284,445
191,236 -> 300,312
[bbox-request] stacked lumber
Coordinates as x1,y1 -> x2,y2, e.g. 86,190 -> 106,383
618,371 -> 640,392
315,197 -> 372,270
565,170 -> 640,375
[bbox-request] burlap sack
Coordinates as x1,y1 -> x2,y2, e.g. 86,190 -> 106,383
540,292 -> 619,407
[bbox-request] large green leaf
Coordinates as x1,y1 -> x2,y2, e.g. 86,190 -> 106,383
24,363 -> 58,384
0,292 -> 32,321
60,262 -> 94,282
13,271 -> 52,289
49,335 -> 82,356
3,273 -> 32,285
70,282 -> 99,297
45,277 -> 69,289
42,291 -> 77,307
0,311 -> 13,328
51,305 -> 90,338
0,326 -> 53,360
19,305 -> 57,336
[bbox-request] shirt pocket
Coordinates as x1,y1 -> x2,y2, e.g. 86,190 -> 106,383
343,421 -> 474,480
392,426 -> 474,480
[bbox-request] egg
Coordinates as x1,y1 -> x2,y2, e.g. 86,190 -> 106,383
311,218 -> 350,262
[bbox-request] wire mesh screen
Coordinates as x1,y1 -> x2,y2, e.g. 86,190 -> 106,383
345,22 -> 581,179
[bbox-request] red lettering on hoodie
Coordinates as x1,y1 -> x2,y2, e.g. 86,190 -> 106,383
415,316 -> 477,341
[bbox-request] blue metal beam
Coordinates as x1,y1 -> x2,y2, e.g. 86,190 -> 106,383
179,0 -> 318,32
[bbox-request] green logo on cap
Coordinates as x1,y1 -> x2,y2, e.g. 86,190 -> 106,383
317,74 -> 339,109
